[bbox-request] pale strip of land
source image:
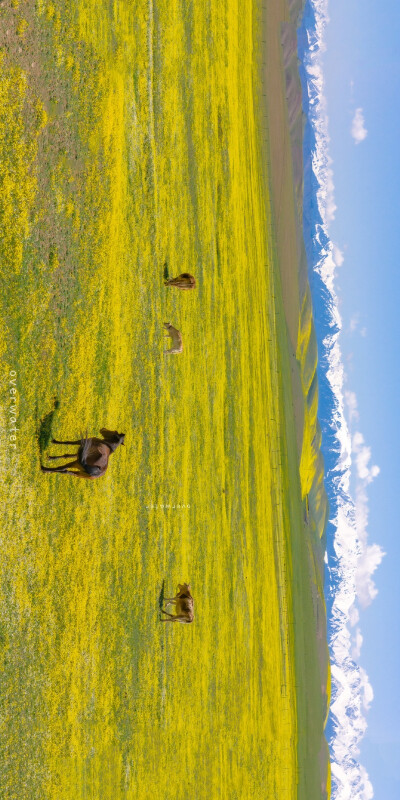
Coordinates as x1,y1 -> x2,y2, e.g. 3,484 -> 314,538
260,1 -> 331,798
261,0 -> 305,455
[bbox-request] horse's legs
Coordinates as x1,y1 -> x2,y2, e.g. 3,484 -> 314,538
48,453 -> 78,459
41,460 -> 80,473
160,609 -> 176,618
52,438 -> 81,445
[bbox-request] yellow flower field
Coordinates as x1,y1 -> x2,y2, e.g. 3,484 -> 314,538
0,1 -> 328,798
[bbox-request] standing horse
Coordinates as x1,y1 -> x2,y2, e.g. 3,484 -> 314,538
164,322 -> 183,354
164,273 -> 196,290
160,583 -> 194,623
41,428 -> 125,478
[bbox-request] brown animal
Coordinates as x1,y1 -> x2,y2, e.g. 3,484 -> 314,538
161,583 -> 194,624
41,428 -> 125,478
164,322 -> 183,354
164,273 -> 196,290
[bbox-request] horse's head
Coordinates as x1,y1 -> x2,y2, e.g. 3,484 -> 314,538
100,429 -> 125,449
177,582 -> 191,595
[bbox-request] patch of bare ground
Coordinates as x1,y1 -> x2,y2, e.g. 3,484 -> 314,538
1,2 -> 103,338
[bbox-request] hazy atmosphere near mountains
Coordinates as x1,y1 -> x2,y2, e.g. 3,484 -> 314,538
0,1 -> 398,799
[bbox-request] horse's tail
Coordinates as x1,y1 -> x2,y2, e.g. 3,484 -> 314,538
80,432 -> 89,454
79,435 -> 102,476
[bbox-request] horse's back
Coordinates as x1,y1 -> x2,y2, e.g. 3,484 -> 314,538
176,595 -> 194,620
79,439 -> 110,474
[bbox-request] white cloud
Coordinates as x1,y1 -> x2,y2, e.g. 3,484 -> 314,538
350,313 -> 360,333
355,535 -> 385,609
345,390 -> 359,425
351,107 -> 368,144
349,315 -> 367,338
333,244 -> 345,267
351,432 -> 385,608
353,432 -> 380,485
359,667 -> 374,712
326,159 -> 337,222
349,605 -> 360,627
359,765 -> 374,800
352,628 -> 363,660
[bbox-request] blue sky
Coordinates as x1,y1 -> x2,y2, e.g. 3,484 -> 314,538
320,0 -> 400,796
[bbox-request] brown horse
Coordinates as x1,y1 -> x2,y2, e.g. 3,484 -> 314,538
41,428 -> 125,478
164,322 -> 183,354
164,273 -> 196,290
160,583 -> 194,623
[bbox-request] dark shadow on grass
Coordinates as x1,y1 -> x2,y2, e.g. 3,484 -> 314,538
163,262 -> 169,281
158,580 -> 165,621
37,398 -> 59,455
158,580 -> 165,608
0,622 -> 6,648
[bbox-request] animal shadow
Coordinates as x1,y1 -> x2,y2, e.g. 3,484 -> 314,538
37,398 -> 60,455
158,581 -> 165,619
163,262 -> 169,281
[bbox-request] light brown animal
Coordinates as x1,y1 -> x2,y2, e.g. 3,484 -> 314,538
164,322 -> 183,354
161,583 -> 194,624
41,428 -> 125,478
164,273 -> 196,290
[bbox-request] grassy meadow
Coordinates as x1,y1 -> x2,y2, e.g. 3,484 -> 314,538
0,1 -> 327,798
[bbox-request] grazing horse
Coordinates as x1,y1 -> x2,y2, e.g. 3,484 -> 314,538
161,583 -> 194,624
164,273 -> 196,290
164,322 -> 183,354
41,428 -> 125,478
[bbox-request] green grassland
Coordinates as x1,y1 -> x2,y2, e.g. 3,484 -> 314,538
1,1 -> 328,798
